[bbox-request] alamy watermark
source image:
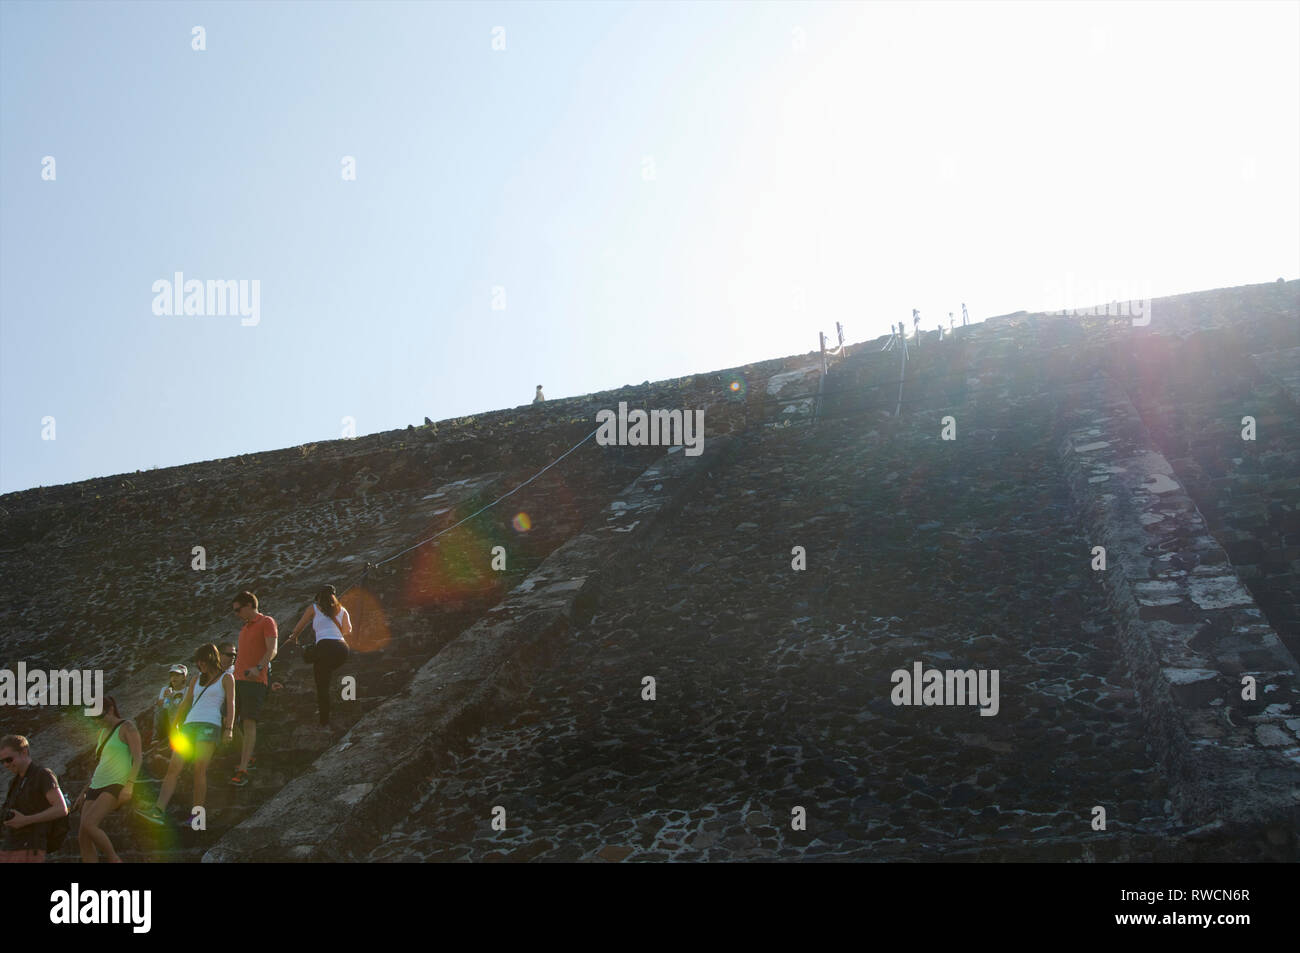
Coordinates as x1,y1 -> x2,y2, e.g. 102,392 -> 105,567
595,402 -> 705,456
890,661 -> 999,716
50,884 -> 151,933
152,272 -> 260,326
1043,274 -> 1152,326
0,663 -> 103,715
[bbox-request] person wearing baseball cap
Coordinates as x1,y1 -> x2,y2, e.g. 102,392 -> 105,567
153,664 -> 188,750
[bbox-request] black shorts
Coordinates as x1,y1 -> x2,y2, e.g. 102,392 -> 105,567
235,680 -> 268,722
86,784 -> 123,801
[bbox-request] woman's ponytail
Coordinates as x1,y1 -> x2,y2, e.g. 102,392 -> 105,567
315,585 -> 342,628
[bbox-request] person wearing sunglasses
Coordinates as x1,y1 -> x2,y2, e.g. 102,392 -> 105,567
229,591 -> 277,787
0,734 -> 68,863
218,642 -> 261,771
71,695 -> 141,862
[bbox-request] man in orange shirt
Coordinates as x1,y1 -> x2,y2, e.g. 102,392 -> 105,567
230,590 -> 277,788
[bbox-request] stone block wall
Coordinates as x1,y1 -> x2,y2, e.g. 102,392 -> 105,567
1057,376 -> 1299,835
3,280 -> 1297,861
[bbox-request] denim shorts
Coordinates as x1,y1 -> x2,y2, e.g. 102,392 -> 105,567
181,722 -> 220,745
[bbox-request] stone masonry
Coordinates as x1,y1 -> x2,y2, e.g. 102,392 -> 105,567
1,279 -> 1296,862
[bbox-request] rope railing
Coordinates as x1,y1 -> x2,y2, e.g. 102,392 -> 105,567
332,426 -> 602,601
330,320 -> 982,605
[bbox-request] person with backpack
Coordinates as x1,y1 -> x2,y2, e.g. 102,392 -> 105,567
72,695 -> 141,862
285,584 -> 352,726
0,734 -> 69,862
137,644 -> 234,825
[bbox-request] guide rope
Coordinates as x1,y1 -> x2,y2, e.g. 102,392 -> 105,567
332,327 -> 976,600
334,425 -> 602,597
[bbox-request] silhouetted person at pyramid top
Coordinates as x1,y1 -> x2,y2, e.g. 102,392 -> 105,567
962,302 -> 969,326
912,310 -> 921,347
424,417 -> 433,426
534,385 -> 545,404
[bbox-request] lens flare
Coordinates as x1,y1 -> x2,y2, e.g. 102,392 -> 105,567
341,585 -> 389,653
404,522 -> 500,607
402,471 -> 574,609
727,378 -> 748,399
169,728 -> 192,760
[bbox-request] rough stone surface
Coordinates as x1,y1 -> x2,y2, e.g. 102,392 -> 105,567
1057,375 -> 1300,829
204,435 -> 731,861
3,279 -> 1298,862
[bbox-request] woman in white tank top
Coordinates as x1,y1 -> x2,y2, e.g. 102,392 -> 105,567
286,585 -> 353,727
137,644 -> 234,826
184,665 -> 229,728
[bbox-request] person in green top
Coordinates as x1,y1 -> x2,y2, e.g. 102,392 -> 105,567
71,695 -> 141,863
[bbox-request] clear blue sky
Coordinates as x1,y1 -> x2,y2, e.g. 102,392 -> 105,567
3,0 -> 1298,494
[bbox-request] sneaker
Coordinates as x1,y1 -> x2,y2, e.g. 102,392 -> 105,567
229,769 -> 250,787
136,804 -> 167,825
248,756 -> 257,771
